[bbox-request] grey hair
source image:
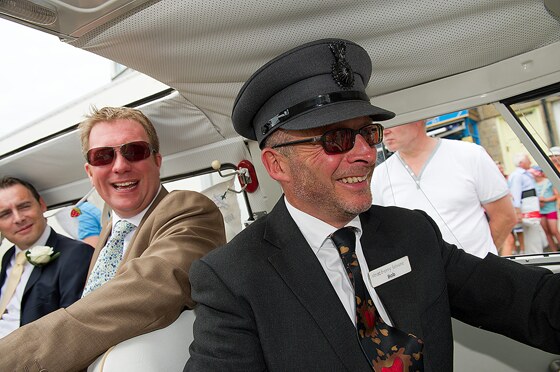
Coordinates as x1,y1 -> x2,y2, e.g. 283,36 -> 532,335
512,152 -> 527,166
262,129 -> 297,157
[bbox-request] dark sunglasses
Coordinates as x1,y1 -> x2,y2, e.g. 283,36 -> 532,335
86,141 -> 155,166
271,123 -> 383,154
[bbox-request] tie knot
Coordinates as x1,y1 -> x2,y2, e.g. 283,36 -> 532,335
15,251 -> 27,265
113,220 -> 135,238
331,227 -> 357,256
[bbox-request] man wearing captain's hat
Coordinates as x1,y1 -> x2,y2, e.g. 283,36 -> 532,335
185,39 -> 560,372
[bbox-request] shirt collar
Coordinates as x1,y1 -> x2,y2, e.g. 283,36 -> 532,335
284,196 -> 362,254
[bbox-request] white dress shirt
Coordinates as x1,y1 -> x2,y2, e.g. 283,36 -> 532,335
0,226 -> 51,338
285,198 -> 392,326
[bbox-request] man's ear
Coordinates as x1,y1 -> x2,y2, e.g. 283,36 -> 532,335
39,197 -> 47,213
153,152 -> 162,168
261,148 -> 290,182
84,163 -> 94,181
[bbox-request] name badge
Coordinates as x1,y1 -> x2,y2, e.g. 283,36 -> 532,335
368,256 -> 412,287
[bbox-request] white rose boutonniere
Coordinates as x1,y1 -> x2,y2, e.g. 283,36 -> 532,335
26,246 -> 61,267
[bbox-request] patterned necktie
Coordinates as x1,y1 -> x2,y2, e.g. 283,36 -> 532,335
82,220 -> 135,297
331,227 -> 424,372
0,251 -> 27,318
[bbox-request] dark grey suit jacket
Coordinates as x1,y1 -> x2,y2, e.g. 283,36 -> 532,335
186,198 -> 560,371
0,228 -> 93,326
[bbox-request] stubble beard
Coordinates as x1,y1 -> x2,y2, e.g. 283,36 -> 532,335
291,170 -> 372,223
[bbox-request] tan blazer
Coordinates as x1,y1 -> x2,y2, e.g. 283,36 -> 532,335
0,187 -> 226,372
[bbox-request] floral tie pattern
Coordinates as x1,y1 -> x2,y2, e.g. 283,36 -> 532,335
82,220 -> 135,297
331,227 -> 424,372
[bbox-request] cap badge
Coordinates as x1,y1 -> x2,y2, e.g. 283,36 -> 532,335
329,41 -> 355,90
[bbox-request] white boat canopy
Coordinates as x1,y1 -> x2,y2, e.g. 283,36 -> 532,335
1,0 -> 560,205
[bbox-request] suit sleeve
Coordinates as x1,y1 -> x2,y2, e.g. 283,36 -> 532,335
0,191 -> 226,372
418,210 -> 560,353
185,258 -> 267,372
445,249 -> 560,353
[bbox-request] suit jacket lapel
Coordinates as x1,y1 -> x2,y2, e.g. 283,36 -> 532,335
0,247 -> 15,288
359,209 -> 422,337
23,229 -> 60,296
121,187 -> 168,263
265,199 -> 369,371
87,186 -> 169,278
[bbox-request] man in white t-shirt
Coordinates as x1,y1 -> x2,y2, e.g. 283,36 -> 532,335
372,120 -> 516,257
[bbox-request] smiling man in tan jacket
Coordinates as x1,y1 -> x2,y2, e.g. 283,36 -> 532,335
0,107 -> 226,371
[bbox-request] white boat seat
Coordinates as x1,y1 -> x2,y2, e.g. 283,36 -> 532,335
87,310 -> 195,372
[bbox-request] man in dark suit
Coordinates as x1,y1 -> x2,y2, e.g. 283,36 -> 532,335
0,177 -> 92,338
185,39 -> 560,371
